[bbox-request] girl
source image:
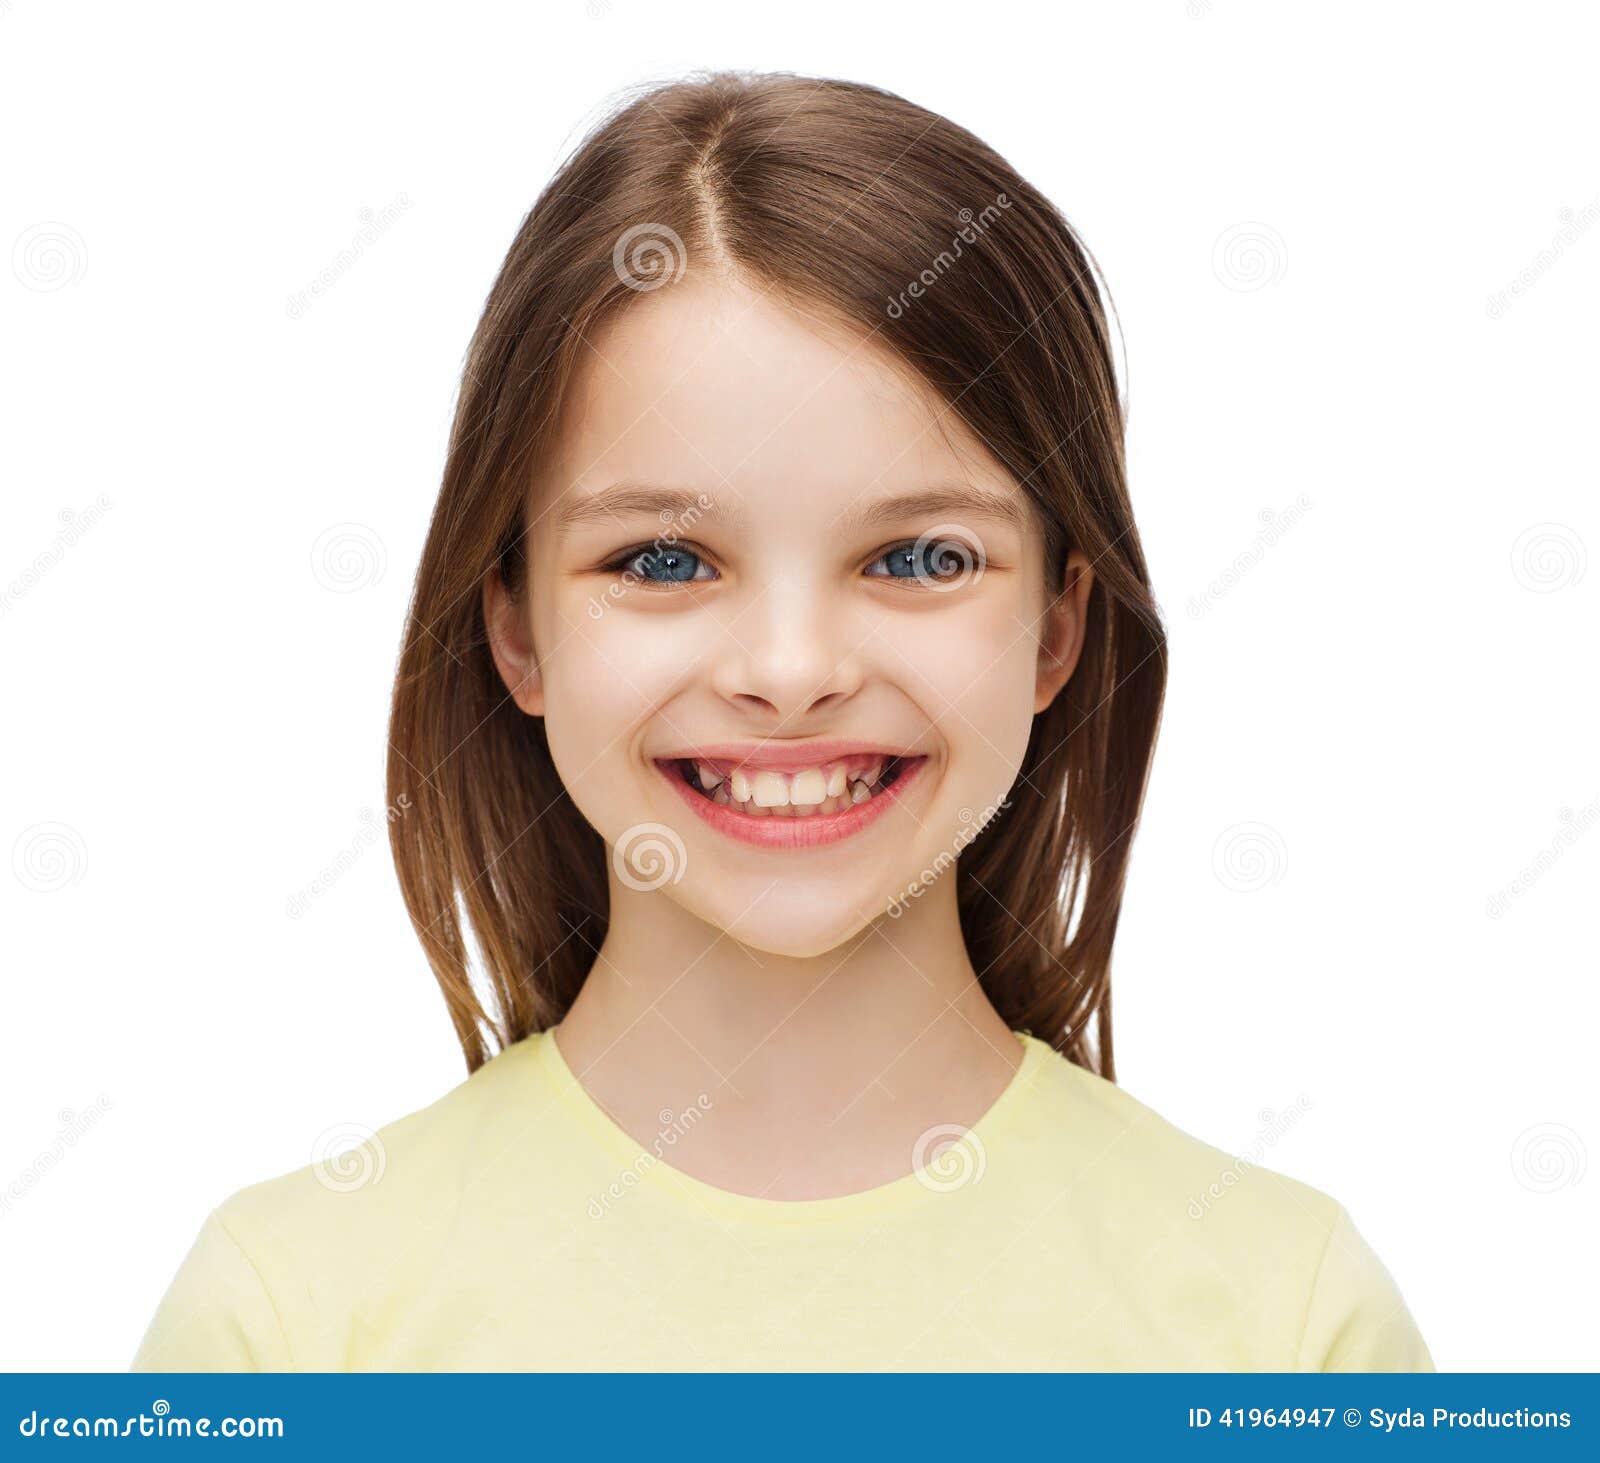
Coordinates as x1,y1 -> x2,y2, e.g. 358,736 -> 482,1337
133,70 -> 1432,1372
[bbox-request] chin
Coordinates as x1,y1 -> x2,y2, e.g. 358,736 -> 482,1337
685,885 -> 884,960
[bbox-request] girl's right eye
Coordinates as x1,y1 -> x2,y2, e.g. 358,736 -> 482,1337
612,545 -> 717,585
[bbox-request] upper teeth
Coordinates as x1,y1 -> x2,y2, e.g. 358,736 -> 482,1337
696,758 -> 886,810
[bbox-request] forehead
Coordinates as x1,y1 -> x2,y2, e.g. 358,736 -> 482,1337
537,271 -> 1019,527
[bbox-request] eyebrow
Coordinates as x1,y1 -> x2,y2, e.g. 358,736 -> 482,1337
555,485 -> 733,533
556,482 -> 1030,535
831,486 -> 1031,536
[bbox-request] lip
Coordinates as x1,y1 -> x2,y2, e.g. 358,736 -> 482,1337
652,739 -> 918,774
655,752 -> 929,850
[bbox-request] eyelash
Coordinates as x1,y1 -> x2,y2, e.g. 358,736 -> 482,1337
863,539 -> 984,582
601,538 -> 987,588
603,543 -> 718,586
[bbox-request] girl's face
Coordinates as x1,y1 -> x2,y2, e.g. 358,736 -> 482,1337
487,271 -> 1091,956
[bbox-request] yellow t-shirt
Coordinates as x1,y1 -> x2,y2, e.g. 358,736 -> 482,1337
131,1029 -> 1433,1371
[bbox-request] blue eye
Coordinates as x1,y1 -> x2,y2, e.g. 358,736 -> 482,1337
621,547 -> 711,583
866,539 -> 973,582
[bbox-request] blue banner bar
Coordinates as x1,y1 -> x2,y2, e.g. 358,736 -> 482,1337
4,1374 -> 1594,1458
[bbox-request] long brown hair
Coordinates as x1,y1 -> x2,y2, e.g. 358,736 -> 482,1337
386,70 -> 1166,1082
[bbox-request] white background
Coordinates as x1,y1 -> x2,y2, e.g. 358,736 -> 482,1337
2,0 -> 1595,1371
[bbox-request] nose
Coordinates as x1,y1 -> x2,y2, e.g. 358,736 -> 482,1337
708,579 -> 866,725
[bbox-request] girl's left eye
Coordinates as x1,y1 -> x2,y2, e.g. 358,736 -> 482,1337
864,538 -> 980,582
614,546 -> 716,584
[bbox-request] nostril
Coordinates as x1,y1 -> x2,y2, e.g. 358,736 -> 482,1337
727,693 -> 781,717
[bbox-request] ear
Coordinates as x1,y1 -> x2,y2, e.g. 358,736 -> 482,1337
1034,548 -> 1094,714
482,569 -> 545,717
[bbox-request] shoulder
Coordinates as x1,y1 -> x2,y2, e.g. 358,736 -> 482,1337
216,1032 -> 546,1249
1009,1031 -> 1337,1236
1006,1034 -> 1433,1370
135,1034 -> 555,1370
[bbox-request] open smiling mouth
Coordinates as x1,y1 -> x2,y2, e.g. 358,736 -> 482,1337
653,752 -> 928,849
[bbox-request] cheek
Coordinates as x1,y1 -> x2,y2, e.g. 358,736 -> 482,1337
533,593 -> 702,820
889,590 -> 1041,793
537,614 -> 647,816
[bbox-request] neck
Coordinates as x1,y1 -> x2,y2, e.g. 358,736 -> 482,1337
552,875 -> 1022,1200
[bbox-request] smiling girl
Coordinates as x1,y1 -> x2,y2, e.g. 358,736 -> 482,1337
133,70 -> 1433,1372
